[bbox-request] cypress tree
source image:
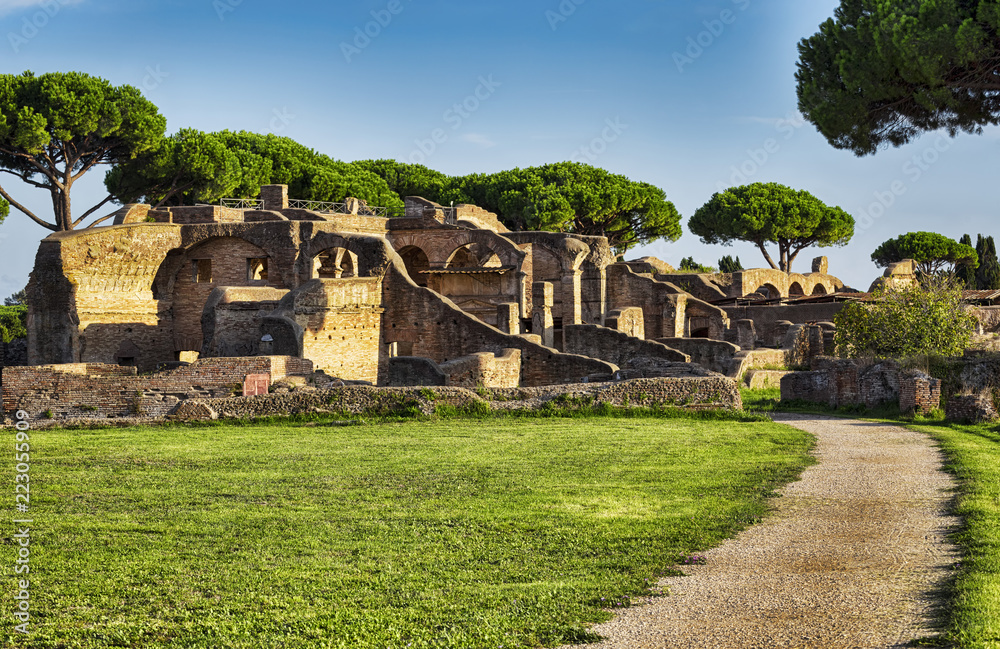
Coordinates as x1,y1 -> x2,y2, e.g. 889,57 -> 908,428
960,234 -> 977,288
976,235 -> 988,288
979,236 -> 1000,290
718,255 -> 743,273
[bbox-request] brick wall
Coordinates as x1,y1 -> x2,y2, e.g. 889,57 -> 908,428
262,278 -> 386,385
899,372 -> 942,415
563,324 -> 688,368
722,303 -> 846,344
440,349 -> 521,389
202,287 -> 289,358
2,356 -> 313,420
607,264 -> 729,340
382,261 -> 615,386
781,359 -> 914,411
172,236 -> 280,354
28,224 -> 185,370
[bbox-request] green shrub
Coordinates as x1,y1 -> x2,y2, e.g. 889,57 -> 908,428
835,278 -> 976,358
0,304 -> 27,342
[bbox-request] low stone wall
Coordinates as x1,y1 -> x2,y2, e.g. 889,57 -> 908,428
744,370 -> 791,389
484,376 -> 742,410
4,375 -> 745,426
780,359 -> 939,415
2,356 -> 314,420
946,394 -> 998,423
440,349 -> 521,389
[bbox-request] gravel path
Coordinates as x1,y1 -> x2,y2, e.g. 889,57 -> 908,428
563,414 -> 960,649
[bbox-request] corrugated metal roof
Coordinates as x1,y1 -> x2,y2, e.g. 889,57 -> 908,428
963,290 -> 1000,300
420,266 -> 515,275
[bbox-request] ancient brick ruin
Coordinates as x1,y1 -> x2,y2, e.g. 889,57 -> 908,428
5,185 -> 851,420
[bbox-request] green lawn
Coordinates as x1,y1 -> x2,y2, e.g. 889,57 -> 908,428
908,421 -> 1000,649
2,414 -> 814,649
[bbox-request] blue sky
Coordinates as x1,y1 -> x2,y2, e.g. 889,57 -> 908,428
0,0 -> 996,296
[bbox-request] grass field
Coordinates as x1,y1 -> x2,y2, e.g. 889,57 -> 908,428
907,421 -> 1000,649
2,414 -> 814,649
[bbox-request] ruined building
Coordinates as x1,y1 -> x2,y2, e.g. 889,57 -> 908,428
22,185 -> 846,391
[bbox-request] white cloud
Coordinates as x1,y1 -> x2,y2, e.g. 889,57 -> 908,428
461,133 -> 496,149
0,0 -> 83,18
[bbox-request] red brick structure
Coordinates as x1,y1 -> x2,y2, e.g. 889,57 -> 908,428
19,185 -> 856,419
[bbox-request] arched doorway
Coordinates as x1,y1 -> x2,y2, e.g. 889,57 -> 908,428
398,246 -> 430,287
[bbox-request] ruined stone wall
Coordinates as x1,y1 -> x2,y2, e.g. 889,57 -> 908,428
201,287 -> 289,358
171,236 -> 279,353
722,303 -> 845,344
2,356 -> 313,420
454,204 -> 508,232
563,324 -> 688,368
440,350 -> 521,389
153,206 -> 245,224
655,338 -> 740,376
382,263 -> 615,387
780,359 -> 906,410
28,224 -> 184,370
605,307 -> 644,339
607,264 -> 729,340
263,278 -> 386,385
899,373 -> 942,415
324,214 -> 389,236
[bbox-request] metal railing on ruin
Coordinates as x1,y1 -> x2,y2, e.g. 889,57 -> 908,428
218,197 -> 457,221
220,198 -> 266,210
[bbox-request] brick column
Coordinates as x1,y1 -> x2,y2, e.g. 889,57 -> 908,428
532,282 -> 554,348
497,303 -> 520,336
561,270 -> 583,325
663,294 -> 687,338
261,185 -> 288,211
737,319 -> 756,350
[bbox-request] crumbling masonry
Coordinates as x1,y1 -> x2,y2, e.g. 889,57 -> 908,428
7,185 -> 848,419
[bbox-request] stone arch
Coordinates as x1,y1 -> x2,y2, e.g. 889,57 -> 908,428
734,269 -> 791,299
398,245 -> 430,287
788,281 -> 805,297
757,283 -> 782,300
313,248 -> 358,279
446,244 -> 479,268
439,232 -> 523,268
299,232 -> 394,284
811,283 -> 828,296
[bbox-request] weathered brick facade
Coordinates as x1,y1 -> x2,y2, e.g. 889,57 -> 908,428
19,185 -> 856,419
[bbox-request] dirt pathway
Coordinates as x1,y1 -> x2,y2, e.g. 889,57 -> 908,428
563,414 -> 960,649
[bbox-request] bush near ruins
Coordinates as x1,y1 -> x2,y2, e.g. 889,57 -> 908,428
834,279 -> 976,359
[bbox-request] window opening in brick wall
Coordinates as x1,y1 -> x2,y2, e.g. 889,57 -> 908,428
192,259 -> 212,283
248,258 -> 268,282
